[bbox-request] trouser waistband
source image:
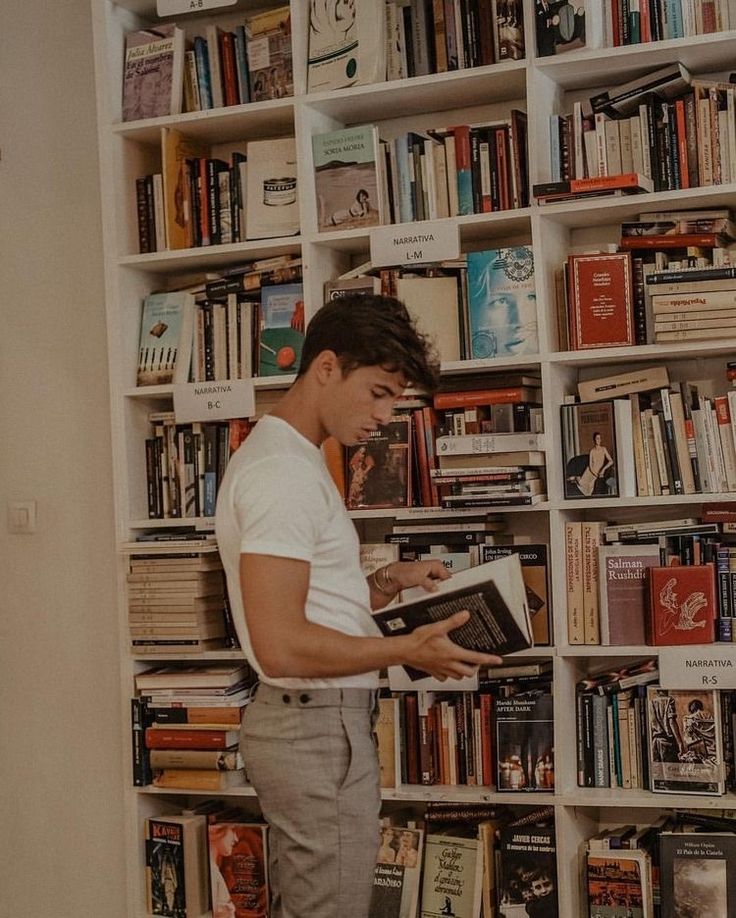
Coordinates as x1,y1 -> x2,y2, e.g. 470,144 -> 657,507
254,681 -> 378,709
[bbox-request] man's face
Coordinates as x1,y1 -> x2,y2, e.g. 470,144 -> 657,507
322,362 -> 406,446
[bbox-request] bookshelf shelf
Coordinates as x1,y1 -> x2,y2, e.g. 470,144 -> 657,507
91,2 -> 736,915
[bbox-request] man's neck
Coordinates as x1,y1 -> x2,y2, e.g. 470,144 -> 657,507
269,379 -> 326,447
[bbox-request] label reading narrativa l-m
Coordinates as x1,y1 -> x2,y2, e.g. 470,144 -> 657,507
173,379 -> 255,423
157,0 -> 236,15
370,220 -> 459,268
659,645 -> 736,690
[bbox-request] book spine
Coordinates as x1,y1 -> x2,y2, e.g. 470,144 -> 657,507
566,521 -> 585,645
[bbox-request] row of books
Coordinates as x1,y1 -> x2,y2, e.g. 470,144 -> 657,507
122,7 -> 292,122
604,0 -> 730,47
136,134 -> 299,253
565,515 -> 736,646
144,413 -> 252,520
577,670 -> 735,797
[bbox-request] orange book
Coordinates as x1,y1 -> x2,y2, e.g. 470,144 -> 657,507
321,436 -> 345,497
433,386 -> 541,409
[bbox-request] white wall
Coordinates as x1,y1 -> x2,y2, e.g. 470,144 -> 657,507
0,1 -> 126,915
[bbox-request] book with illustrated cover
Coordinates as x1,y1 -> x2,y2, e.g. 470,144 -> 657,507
495,690 -> 554,792
495,0 -> 526,61
208,822 -> 269,918
560,401 -> 620,499
307,0 -> 385,92
137,292 -> 194,386
371,554 -> 532,680
369,825 -> 424,918
122,25 -> 184,122
345,415 -> 412,510
646,687 -> 725,795
420,833 -> 483,918
245,5 -> 292,101
245,137 -> 300,240
659,831 -> 736,918
647,564 -> 717,645
497,822 -> 558,916
313,125 -> 383,232
259,282 -> 305,376
145,815 -> 208,917
586,848 -> 653,918
467,247 -> 538,359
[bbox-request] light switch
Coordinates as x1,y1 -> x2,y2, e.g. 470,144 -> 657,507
7,500 -> 37,534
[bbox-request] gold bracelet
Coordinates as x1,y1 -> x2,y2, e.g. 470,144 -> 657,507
372,564 -> 396,597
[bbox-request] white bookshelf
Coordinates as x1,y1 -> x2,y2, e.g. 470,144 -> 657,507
90,1 -> 736,915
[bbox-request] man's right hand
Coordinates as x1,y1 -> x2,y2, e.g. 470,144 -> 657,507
402,610 -> 503,681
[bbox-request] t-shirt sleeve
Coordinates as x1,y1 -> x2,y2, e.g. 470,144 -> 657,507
231,455 -> 329,563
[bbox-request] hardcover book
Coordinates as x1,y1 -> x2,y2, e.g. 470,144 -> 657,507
145,814 -> 208,917
495,690 -> 554,792
560,401 -> 619,498
659,831 -> 736,918
307,0 -> 385,92
646,687 -> 725,795
420,833 -> 483,918
647,564 -> 717,646
137,292 -> 194,386
467,247 -> 538,359
245,5 -> 293,101
371,554 -> 532,679
480,543 -> 551,645
258,282 -> 305,376
497,822 -> 558,916
345,415 -> 412,510
313,125 -> 383,231
122,25 -> 184,122
207,822 -> 269,917
566,252 -> 634,349
597,544 -> 661,645
245,137 -> 300,240
369,825 -> 424,918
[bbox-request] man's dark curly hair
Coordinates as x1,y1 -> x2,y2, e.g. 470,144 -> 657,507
297,294 -> 440,393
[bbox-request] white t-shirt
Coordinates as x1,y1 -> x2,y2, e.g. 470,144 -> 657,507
215,415 -> 381,689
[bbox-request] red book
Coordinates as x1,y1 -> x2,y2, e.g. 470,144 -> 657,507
145,727 -> 240,749
495,126 -> 510,211
619,233 -> 727,249
479,692 -> 493,786
433,386 -> 541,409
701,502 -> 736,522
647,564 -> 717,646
567,252 -> 635,350
675,99 -> 690,189
219,31 -> 240,107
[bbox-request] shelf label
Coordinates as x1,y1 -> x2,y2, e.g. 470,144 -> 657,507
173,379 -> 255,423
659,645 -> 736,690
157,0 -> 236,14
370,220 -> 459,267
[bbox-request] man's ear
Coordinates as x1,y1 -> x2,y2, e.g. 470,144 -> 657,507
312,349 -> 340,383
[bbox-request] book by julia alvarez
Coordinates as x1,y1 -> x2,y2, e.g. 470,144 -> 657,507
345,415 -> 412,510
646,564 -> 717,645
145,814 -> 208,917
646,687 -> 726,795
659,830 -> 736,918
122,24 -> 185,122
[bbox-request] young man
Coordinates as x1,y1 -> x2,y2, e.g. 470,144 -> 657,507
215,295 -> 502,918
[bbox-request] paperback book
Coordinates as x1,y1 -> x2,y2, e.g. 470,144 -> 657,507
259,282 -> 305,376
208,822 -> 269,918
122,24 -> 184,122
495,690 -> 554,792
312,125 -> 383,231
345,415 -> 412,510
369,825 -> 424,918
659,830 -> 736,918
560,401 -> 620,499
497,822 -> 558,916
307,0 -> 385,92
245,137 -> 300,240
144,814 -> 208,917
137,292 -> 194,386
467,247 -> 538,359
372,554 -> 532,680
586,848 -> 653,918
420,833 -> 483,918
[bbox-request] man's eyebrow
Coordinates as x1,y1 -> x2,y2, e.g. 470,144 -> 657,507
373,383 -> 403,397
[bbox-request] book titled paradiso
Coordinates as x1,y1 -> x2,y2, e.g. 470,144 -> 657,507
372,554 -> 532,679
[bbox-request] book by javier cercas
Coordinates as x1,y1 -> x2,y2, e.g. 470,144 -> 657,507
371,554 -> 532,679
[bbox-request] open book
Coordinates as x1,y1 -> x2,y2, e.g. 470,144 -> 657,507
372,554 -> 533,680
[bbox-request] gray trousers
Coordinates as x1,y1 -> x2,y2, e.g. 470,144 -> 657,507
240,682 -> 381,918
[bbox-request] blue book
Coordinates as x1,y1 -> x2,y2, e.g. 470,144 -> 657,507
259,283 -> 305,377
193,36 -> 213,109
234,26 -> 250,104
393,135 -> 413,224
466,247 -> 538,360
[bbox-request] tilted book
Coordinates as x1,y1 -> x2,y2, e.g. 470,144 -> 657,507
647,564 -> 717,646
313,124 -> 384,232
145,815 -> 208,917
371,554 -> 532,680
258,282 -> 305,376
122,24 -> 184,122
137,292 -> 194,386
467,247 -> 538,359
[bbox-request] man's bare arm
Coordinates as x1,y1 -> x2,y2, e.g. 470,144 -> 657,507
240,554 -> 501,681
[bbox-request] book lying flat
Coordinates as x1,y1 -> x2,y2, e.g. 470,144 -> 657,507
372,554 -> 532,680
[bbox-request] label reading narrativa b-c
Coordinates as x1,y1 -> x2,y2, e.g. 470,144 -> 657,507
173,379 -> 255,423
